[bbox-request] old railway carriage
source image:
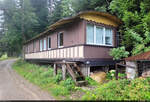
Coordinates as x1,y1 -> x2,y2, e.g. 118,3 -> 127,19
23,11 -> 121,76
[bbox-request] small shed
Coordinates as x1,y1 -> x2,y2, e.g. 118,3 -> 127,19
125,51 -> 150,79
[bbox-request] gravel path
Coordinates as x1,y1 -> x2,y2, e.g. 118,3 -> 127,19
0,59 -> 55,100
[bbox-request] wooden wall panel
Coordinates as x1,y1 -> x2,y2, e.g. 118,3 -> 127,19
25,46 -> 84,59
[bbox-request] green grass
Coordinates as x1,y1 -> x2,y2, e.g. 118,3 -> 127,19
12,59 -> 85,99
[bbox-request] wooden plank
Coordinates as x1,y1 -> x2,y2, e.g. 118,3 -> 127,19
73,63 -> 85,78
117,63 -> 135,69
66,63 -> 77,82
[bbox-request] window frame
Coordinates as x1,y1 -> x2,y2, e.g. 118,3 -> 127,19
48,36 -> 51,50
86,23 -> 113,46
58,32 -> 64,48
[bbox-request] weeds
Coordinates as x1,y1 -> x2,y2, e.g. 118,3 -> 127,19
12,59 -> 82,99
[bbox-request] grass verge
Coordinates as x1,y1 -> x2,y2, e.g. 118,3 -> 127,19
12,59 -> 89,100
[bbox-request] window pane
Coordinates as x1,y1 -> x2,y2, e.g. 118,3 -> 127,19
48,37 -> 51,48
86,24 -> 94,44
40,40 -> 43,51
96,26 -> 103,44
43,38 -> 46,50
60,33 -> 63,46
105,28 -> 113,45
58,33 -> 63,47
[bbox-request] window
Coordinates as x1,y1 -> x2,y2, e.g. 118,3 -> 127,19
43,38 -> 46,50
86,24 -> 113,46
96,26 -> 103,45
40,39 -> 43,51
105,28 -> 113,45
58,32 -> 63,47
48,37 -> 51,49
86,24 -> 94,44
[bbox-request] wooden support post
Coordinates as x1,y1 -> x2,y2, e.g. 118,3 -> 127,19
87,65 -> 90,77
115,64 -> 118,80
53,63 -> 57,76
62,64 -> 66,80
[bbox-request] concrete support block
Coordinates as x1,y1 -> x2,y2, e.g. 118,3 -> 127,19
80,64 -> 90,77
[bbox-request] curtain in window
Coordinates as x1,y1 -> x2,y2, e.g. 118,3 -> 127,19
96,27 -> 103,44
86,24 -> 94,44
105,28 -> 113,45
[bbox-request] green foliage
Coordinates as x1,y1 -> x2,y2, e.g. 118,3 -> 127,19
82,78 -> 150,100
0,53 -> 8,60
13,59 -> 78,98
85,77 -> 99,86
54,72 -> 62,84
118,73 -> 126,79
109,46 -> 129,60
110,0 -> 150,55
106,70 -> 116,80
1,0 -> 39,56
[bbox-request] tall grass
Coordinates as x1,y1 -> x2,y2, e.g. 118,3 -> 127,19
12,59 -> 80,99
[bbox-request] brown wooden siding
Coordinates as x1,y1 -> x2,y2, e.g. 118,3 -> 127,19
24,19 -> 117,61
84,45 -> 113,59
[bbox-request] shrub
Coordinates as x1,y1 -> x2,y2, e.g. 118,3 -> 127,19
85,77 -> 99,86
0,53 -> 8,60
106,70 -> 116,80
82,78 -> 150,100
109,46 -> 129,60
54,73 -> 62,84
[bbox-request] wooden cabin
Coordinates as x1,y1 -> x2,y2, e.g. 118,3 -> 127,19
23,11 -> 122,77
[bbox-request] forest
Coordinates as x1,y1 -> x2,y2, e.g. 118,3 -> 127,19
0,0 -> 150,57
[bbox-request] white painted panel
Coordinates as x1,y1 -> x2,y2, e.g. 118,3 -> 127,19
53,50 -> 56,58
67,48 -> 70,58
64,49 -> 66,58
79,46 -> 84,58
60,49 -> 62,58
70,47 -> 73,58
74,47 -> 78,58
57,49 -> 59,58
51,50 -> 53,58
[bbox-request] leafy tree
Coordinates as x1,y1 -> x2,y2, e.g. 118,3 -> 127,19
48,0 -> 63,25
110,0 -> 150,55
1,0 -> 38,56
30,0 -> 49,33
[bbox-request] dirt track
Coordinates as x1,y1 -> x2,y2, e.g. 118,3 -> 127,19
0,59 -> 54,100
